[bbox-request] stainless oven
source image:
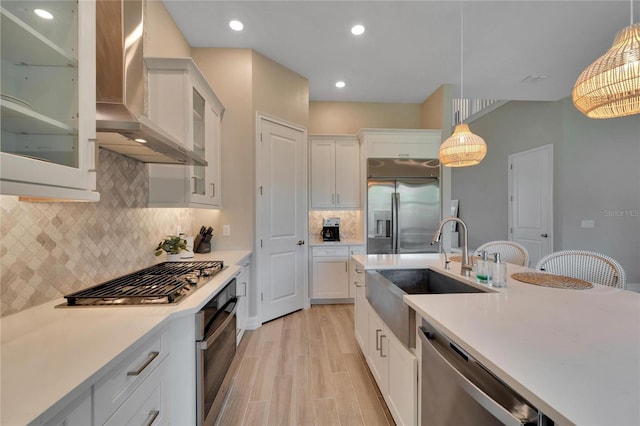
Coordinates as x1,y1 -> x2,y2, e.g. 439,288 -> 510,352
196,278 -> 237,426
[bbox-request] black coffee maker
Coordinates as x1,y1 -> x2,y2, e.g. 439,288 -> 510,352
321,218 -> 340,241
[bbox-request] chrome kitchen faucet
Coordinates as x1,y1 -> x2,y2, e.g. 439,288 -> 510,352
432,217 -> 473,277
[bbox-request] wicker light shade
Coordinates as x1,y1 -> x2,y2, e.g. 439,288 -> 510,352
573,23 -> 640,119
438,123 -> 487,167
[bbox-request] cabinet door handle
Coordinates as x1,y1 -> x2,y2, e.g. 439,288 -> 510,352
346,262 -> 348,272
337,193 -> 340,204
331,193 -> 335,204
191,177 -> 197,194
375,329 -> 382,350
144,410 -> 160,426
211,183 -> 215,198
127,351 -> 160,376
380,335 -> 387,357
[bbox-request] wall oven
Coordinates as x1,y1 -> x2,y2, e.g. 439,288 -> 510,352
196,278 -> 237,426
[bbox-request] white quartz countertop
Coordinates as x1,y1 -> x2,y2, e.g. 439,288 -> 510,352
352,253 -> 640,426
308,238 -> 364,246
0,250 -> 251,426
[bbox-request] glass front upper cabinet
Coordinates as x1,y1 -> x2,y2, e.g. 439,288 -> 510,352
0,0 -> 98,201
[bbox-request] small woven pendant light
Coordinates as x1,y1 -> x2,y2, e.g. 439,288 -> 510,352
439,123 -> 487,167
439,2 -> 487,167
572,1 -> 640,119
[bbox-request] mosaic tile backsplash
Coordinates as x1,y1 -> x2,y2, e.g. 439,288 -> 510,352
0,149 -> 194,317
309,210 -> 363,240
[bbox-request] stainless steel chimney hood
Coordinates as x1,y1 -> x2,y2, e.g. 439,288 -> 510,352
95,0 -> 206,166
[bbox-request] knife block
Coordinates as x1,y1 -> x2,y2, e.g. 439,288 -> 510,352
195,241 -> 211,253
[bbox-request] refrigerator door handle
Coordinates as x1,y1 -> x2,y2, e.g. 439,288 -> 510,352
391,192 -> 399,253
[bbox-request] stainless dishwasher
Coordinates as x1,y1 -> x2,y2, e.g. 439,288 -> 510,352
419,319 -> 553,426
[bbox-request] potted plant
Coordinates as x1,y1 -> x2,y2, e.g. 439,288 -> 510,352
155,235 -> 188,261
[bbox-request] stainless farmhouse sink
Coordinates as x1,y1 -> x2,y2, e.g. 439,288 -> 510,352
366,268 -> 487,348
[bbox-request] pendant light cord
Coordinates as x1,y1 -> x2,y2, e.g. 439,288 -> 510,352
631,0 -> 634,25
460,1 -> 464,104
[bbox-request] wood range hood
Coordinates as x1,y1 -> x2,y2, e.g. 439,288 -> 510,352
95,0 -> 206,166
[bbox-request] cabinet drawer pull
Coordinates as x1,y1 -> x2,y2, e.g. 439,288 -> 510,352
144,410 -> 160,426
375,329 -> 382,350
127,351 -> 160,376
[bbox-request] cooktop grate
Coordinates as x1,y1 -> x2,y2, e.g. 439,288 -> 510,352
63,261 -> 224,306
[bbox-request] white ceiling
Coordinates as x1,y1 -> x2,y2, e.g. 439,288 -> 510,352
162,0 -> 639,103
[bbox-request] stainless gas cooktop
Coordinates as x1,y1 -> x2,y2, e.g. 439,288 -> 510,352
61,261 -> 224,307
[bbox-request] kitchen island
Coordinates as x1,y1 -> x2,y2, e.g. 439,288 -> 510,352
0,250 -> 251,426
352,253 -> 640,426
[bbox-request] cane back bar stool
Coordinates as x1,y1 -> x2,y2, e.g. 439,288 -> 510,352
535,250 -> 627,289
475,241 -> 530,267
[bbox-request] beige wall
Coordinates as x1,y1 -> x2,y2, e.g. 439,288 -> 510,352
252,51 -> 309,128
421,85 -> 447,129
144,0 -> 191,57
309,102 -> 422,134
192,49 -> 254,251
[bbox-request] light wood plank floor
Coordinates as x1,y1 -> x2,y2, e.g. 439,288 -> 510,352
217,304 -> 395,426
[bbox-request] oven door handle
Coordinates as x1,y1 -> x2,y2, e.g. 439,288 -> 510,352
200,300 -> 238,350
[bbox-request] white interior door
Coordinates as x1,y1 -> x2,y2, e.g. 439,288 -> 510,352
508,144 -> 553,267
257,116 -> 307,323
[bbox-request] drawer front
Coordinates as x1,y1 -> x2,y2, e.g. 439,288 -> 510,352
313,246 -> 349,257
94,329 -> 168,425
104,357 -> 170,426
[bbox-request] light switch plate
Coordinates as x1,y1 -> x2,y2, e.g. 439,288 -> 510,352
581,220 -> 595,228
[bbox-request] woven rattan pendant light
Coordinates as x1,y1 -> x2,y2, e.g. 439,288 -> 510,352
572,0 -> 640,119
439,2 -> 487,167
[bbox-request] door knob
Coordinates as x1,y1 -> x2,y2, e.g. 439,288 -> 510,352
541,233 -> 549,238
297,240 -> 305,245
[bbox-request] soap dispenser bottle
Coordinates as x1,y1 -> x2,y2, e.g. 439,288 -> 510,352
490,253 -> 508,288
475,250 -> 491,284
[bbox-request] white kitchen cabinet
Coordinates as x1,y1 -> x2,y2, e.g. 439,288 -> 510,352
359,129 -> 442,159
353,267 -> 368,351
103,358 -> 170,426
348,245 -> 365,297
360,288 -> 418,426
312,246 -> 350,299
236,257 -> 251,345
146,57 -> 224,208
386,327 -> 418,426
309,136 -> 359,209
94,327 -> 170,425
366,306 -> 387,387
44,392 -> 92,426
0,0 -> 98,201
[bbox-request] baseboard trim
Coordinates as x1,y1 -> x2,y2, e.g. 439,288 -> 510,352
310,298 -> 355,304
245,316 -> 262,330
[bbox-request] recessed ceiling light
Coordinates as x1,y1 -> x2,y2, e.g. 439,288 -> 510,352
351,24 -> 365,36
134,138 -> 147,144
335,81 -> 346,88
229,20 -> 244,31
34,9 -> 54,20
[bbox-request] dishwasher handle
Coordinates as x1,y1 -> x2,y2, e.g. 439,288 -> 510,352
418,326 -> 530,426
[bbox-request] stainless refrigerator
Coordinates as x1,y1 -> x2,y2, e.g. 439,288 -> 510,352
367,158 -> 440,254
